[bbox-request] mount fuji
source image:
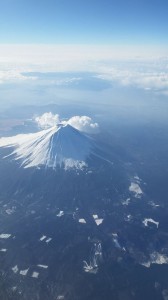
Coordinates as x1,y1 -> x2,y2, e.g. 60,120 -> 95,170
0,124 -> 104,170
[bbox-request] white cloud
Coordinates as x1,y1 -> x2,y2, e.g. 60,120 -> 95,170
35,113 -> 60,129
35,113 -> 99,133
66,116 -> 99,133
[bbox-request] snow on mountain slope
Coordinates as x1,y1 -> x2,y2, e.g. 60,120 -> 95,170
0,124 -> 97,169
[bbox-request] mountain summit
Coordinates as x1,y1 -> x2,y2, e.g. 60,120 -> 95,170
0,124 -> 98,170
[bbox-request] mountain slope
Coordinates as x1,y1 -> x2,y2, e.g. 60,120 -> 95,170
0,124 -> 97,169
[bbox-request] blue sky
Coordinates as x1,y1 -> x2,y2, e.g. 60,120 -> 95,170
0,1 -> 168,132
0,0 -> 168,44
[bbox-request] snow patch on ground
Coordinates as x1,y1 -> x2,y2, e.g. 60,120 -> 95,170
125,214 -> 133,222
20,269 -> 29,276
37,264 -> 48,269
95,219 -> 104,226
39,235 -> 52,243
5,208 -> 15,215
92,214 -> 104,226
0,234 -> 11,239
79,218 -> 86,224
39,235 -> 47,241
12,265 -> 19,274
32,271 -> 39,278
92,214 -> 98,219
129,182 -> 143,198
141,252 -> 168,268
46,238 -> 52,243
143,218 -> 159,228
112,233 -> 126,251
57,211 -> 64,217
83,242 -> 102,274
149,201 -> 160,208
122,198 -> 130,206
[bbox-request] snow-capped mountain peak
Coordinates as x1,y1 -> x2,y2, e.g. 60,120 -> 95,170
0,124 -> 96,170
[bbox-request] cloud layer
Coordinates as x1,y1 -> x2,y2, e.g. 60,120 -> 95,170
93,56 -> 168,94
35,113 -> 99,133
0,44 -> 168,94
0,70 -> 37,84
